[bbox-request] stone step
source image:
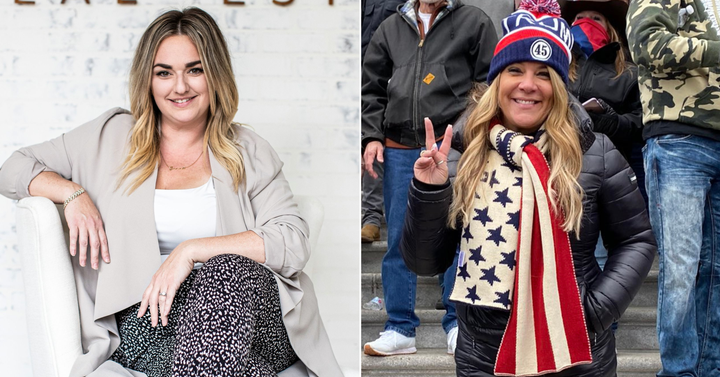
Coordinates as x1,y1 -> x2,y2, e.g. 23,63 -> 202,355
361,349 -> 661,376
362,307 -> 658,350
361,270 -> 659,310
361,273 -> 446,310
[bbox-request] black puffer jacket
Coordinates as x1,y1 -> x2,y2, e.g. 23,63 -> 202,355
400,104 -> 656,376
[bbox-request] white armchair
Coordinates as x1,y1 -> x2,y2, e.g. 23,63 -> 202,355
15,195 -> 324,377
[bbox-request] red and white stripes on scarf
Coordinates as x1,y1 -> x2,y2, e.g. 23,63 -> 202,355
494,123 -> 592,376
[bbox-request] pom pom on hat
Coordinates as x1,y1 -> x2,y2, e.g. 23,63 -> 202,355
487,0 -> 573,83
518,0 -> 562,16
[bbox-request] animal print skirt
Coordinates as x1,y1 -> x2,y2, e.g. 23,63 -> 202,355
109,254 -> 298,377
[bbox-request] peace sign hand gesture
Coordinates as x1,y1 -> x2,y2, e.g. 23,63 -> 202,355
414,117 -> 453,185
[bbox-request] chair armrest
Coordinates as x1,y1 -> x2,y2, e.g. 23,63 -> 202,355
16,197 -> 82,377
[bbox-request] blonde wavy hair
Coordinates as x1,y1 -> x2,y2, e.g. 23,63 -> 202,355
118,7 -> 244,193
569,20 -> 630,81
449,69 -> 584,235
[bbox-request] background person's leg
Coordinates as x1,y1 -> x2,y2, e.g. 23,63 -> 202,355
379,147 -> 420,339
362,160 -> 385,243
645,135 -> 712,377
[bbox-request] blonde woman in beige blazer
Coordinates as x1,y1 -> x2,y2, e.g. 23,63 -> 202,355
0,8 -> 341,377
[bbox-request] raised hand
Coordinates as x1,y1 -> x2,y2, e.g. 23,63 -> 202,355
137,241 -> 196,327
414,118 -> 453,185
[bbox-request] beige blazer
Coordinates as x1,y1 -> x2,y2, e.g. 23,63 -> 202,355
0,108 -> 342,377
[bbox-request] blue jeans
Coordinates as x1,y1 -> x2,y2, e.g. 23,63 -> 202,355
382,146 -> 457,337
645,134 -> 720,377
439,249 -> 459,333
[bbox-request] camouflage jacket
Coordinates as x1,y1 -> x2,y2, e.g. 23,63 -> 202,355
627,0 -> 720,131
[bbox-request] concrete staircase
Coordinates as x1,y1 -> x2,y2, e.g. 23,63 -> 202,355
361,228 -> 661,376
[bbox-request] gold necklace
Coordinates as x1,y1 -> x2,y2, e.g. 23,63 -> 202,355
160,149 -> 204,171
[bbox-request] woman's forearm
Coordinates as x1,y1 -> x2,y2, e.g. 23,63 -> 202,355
28,171 -> 83,204
181,231 -> 266,265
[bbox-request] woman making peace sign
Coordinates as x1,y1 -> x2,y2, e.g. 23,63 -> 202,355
400,1 -> 655,375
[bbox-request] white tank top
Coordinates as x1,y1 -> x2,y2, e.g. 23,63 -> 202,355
154,178 -> 217,267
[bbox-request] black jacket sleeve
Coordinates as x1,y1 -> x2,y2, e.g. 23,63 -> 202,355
361,21 -> 392,148
361,0 -> 404,60
588,66 -> 644,160
584,135 -> 656,333
468,16 -> 498,83
400,179 -> 461,276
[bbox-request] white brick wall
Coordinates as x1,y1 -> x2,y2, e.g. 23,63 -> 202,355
0,1 -> 360,375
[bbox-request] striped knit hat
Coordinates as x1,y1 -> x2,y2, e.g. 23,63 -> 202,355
488,0 -> 573,83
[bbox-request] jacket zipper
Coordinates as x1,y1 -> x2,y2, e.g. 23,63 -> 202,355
400,7 -> 451,146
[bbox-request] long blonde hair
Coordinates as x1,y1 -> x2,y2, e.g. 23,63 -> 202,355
449,69 -> 584,234
569,21 -> 629,81
119,7 -> 244,193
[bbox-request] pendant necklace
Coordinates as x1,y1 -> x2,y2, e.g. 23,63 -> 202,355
160,149 -> 204,171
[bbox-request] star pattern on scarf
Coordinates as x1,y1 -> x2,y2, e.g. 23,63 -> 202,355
494,290 -> 511,309
500,250 -> 516,271
473,207 -> 493,226
457,263 -> 471,281
494,188 -> 513,208
487,226 -> 506,246
489,170 -> 500,188
513,177 -> 523,187
480,171 -> 489,183
469,246 -> 485,265
466,285 -> 480,303
506,210 -> 520,230
462,224 -> 474,243
480,266 -> 502,286
501,160 -> 520,173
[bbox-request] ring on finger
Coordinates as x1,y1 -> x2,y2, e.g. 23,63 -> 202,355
436,160 -> 445,166
159,292 -> 167,297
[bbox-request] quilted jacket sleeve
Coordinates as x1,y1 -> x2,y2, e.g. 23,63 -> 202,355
400,179 -> 461,276
584,135 -> 657,333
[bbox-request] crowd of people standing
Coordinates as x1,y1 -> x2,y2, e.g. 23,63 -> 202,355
362,0 -> 720,376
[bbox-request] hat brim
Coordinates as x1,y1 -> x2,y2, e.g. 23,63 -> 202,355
560,0 -> 628,42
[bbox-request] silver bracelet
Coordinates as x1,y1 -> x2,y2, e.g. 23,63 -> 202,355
63,188 -> 86,209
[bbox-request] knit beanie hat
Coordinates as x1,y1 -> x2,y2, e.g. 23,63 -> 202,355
487,0 -> 574,83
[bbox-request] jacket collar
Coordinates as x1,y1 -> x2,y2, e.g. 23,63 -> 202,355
399,0 -> 460,33
573,41 -> 621,65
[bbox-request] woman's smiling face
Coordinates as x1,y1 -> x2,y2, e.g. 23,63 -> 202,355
151,35 -> 210,130
498,61 -> 554,134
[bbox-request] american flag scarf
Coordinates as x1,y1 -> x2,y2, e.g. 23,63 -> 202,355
490,122 -> 592,376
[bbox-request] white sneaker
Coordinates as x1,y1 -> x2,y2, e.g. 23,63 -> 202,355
447,326 -> 458,355
364,330 -> 417,356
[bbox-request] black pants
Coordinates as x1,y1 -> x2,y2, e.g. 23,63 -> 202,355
110,254 -> 298,377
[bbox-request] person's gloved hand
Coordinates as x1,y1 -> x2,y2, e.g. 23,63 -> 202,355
589,98 -> 618,134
